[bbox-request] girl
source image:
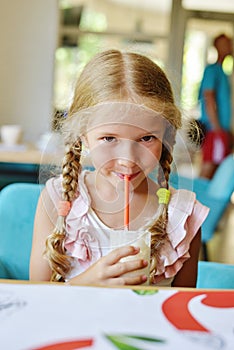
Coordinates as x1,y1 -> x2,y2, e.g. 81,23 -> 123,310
30,49 -> 209,287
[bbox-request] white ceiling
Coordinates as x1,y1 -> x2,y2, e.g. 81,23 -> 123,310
183,0 -> 234,12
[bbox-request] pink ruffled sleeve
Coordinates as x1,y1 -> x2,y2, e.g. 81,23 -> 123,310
46,176 -> 102,271
151,189 -> 209,284
64,197 -> 102,266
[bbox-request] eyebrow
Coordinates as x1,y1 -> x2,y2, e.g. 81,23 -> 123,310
96,132 -> 119,137
138,130 -> 163,137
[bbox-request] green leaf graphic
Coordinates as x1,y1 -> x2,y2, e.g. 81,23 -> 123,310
105,334 -> 165,349
105,335 -> 141,350
132,289 -> 158,295
127,335 -> 164,343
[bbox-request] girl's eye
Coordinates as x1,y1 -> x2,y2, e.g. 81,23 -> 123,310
140,135 -> 156,142
102,136 -> 116,143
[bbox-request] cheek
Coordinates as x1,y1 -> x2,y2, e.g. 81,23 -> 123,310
143,143 -> 162,165
88,144 -> 115,169
155,145 -> 163,161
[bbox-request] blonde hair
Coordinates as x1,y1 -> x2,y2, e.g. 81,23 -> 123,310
45,49 -> 182,282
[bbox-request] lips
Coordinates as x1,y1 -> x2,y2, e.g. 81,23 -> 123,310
114,172 -> 140,181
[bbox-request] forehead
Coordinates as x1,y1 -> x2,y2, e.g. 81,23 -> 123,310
85,102 -> 166,133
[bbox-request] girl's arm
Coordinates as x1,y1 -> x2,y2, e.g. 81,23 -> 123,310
171,228 -> 201,288
29,188 -> 56,281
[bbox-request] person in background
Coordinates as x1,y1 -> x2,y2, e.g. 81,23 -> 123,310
30,50 -> 209,287
198,33 -> 233,179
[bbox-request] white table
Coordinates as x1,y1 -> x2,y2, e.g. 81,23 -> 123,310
0,280 -> 233,350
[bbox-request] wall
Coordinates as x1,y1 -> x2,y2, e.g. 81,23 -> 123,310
0,0 -> 58,143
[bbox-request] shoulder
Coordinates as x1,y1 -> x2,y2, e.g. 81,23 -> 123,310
168,188 -> 209,238
165,187 -> 209,258
46,176 -> 63,211
202,63 -> 219,79
206,63 -> 217,70
151,188 -> 209,284
46,175 -> 62,194
204,63 -> 218,72
169,187 -> 196,213
45,171 -> 90,213
205,63 -> 224,78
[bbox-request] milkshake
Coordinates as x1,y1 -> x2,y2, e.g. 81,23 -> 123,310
110,230 -> 151,285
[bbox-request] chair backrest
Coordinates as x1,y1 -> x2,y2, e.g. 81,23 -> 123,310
198,154 -> 234,243
169,154 -> 234,244
0,182 -> 42,279
170,154 -> 234,200
207,153 -> 234,200
197,261 -> 234,289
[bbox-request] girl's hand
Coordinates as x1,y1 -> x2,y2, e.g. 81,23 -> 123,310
68,246 -> 148,286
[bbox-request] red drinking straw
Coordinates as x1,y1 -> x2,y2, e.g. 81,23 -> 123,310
124,175 -> 130,230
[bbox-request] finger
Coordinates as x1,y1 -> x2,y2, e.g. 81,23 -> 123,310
122,274 -> 148,285
108,258 -> 148,278
106,274 -> 148,286
104,246 -> 140,265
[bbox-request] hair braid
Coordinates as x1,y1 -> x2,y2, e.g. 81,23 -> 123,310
62,139 -> 82,201
45,139 -> 82,282
149,127 -> 176,283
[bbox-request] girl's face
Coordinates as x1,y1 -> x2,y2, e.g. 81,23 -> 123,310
83,103 -> 166,190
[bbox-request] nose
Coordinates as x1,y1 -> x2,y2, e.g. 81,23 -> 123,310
116,140 -> 138,169
117,158 -> 136,168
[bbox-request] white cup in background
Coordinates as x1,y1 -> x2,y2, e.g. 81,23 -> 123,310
0,125 -> 23,145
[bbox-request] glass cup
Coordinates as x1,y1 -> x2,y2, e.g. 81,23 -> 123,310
110,230 -> 151,285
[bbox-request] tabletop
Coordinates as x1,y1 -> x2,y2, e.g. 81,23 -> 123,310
0,142 -> 93,166
0,280 -> 233,350
0,143 -> 54,164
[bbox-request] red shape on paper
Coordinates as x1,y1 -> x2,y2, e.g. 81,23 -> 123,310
33,338 -> 93,350
200,291 -> 234,308
162,291 -> 234,332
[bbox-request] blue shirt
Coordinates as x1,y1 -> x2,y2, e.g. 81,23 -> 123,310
198,63 -> 231,131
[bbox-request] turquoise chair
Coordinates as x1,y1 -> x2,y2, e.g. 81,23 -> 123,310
197,261 -> 234,289
0,183 -> 42,279
170,154 -> 234,260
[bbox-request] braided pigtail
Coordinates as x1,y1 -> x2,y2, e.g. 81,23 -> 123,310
45,139 -> 82,282
149,125 -> 176,283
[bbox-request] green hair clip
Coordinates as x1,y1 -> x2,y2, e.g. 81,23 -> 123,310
156,188 -> 170,205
